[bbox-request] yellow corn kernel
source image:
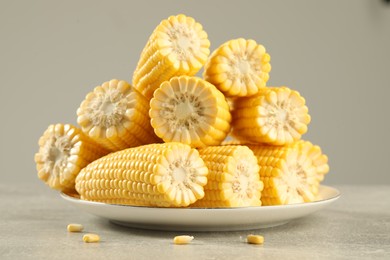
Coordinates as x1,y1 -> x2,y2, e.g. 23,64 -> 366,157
133,14 -> 210,100
232,87 -> 311,145
173,235 -> 194,245
247,141 -> 329,205
35,124 -> 109,192
203,38 -> 271,97
77,79 -> 160,152
149,76 -> 231,148
83,233 -> 100,243
191,145 -> 263,208
75,142 -> 209,207
67,224 -> 84,232
247,234 -> 264,245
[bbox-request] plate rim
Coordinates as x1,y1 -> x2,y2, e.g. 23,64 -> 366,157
60,185 -> 341,211
60,185 -> 341,231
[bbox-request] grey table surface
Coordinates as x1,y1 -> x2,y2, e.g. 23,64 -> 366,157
1,181 -> 389,260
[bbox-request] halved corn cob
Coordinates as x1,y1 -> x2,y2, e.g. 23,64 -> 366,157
232,86 -> 311,145
77,79 -> 160,152
75,142 -> 209,207
203,38 -> 271,97
222,139 -> 329,195
34,124 -> 109,192
132,14 -> 210,99
149,76 -> 232,148
247,141 -> 329,205
295,140 -> 329,194
192,145 -> 263,208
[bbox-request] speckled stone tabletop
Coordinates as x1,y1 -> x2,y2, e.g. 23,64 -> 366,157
1,181 -> 389,259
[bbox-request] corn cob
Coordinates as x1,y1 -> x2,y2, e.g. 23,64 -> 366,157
149,76 -> 232,148
222,139 -> 329,195
295,140 -> 329,193
35,124 -> 109,192
132,14 -> 210,100
232,86 -> 311,145
203,38 -> 271,97
75,143 -> 209,207
247,141 -> 329,205
192,145 -> 263,208
77,79 -> 160,152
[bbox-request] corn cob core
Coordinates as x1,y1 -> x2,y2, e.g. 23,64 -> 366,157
232,86 -> 311,145
247,142 -> 328,205
75,143 -> 209,207
149,76 -> 232,148
192,145 -> 263,208
34,124 -> 109,192
132,14 -> 210,100
203,38 -> 271,97
77,79 -> 160,152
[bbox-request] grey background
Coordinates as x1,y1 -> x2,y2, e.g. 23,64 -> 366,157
1,0 -> 389,185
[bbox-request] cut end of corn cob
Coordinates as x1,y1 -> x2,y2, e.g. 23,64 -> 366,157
296,140 -> 330,184
34,124 -> 109,192
248,141 -> 328,205
150,76 -> 232,148
75,142 -> 208,207
203,38 -> 271,97
232,86 -> 311,145
77,79 -> 160,151
192,145 -> 263,208
133,14 -> 210,99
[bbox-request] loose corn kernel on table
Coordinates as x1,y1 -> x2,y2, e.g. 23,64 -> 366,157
1,181 -> 389,259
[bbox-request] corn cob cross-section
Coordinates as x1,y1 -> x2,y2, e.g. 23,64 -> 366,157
192,145 -> 263,208
149,76 -> 232,148
203,38 -> 271,97
295,140 -> 329,186
247,141 -> 329,205
77,79 -> 160,152
35,124 -> 109,192
232,86 -> 311,145
75,143 -> 209,207
132,14 -> 210,100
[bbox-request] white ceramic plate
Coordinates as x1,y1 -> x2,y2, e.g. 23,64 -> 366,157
61,185 -> 340,231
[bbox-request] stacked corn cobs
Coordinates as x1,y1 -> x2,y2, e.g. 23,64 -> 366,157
35,14 -> 329,208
